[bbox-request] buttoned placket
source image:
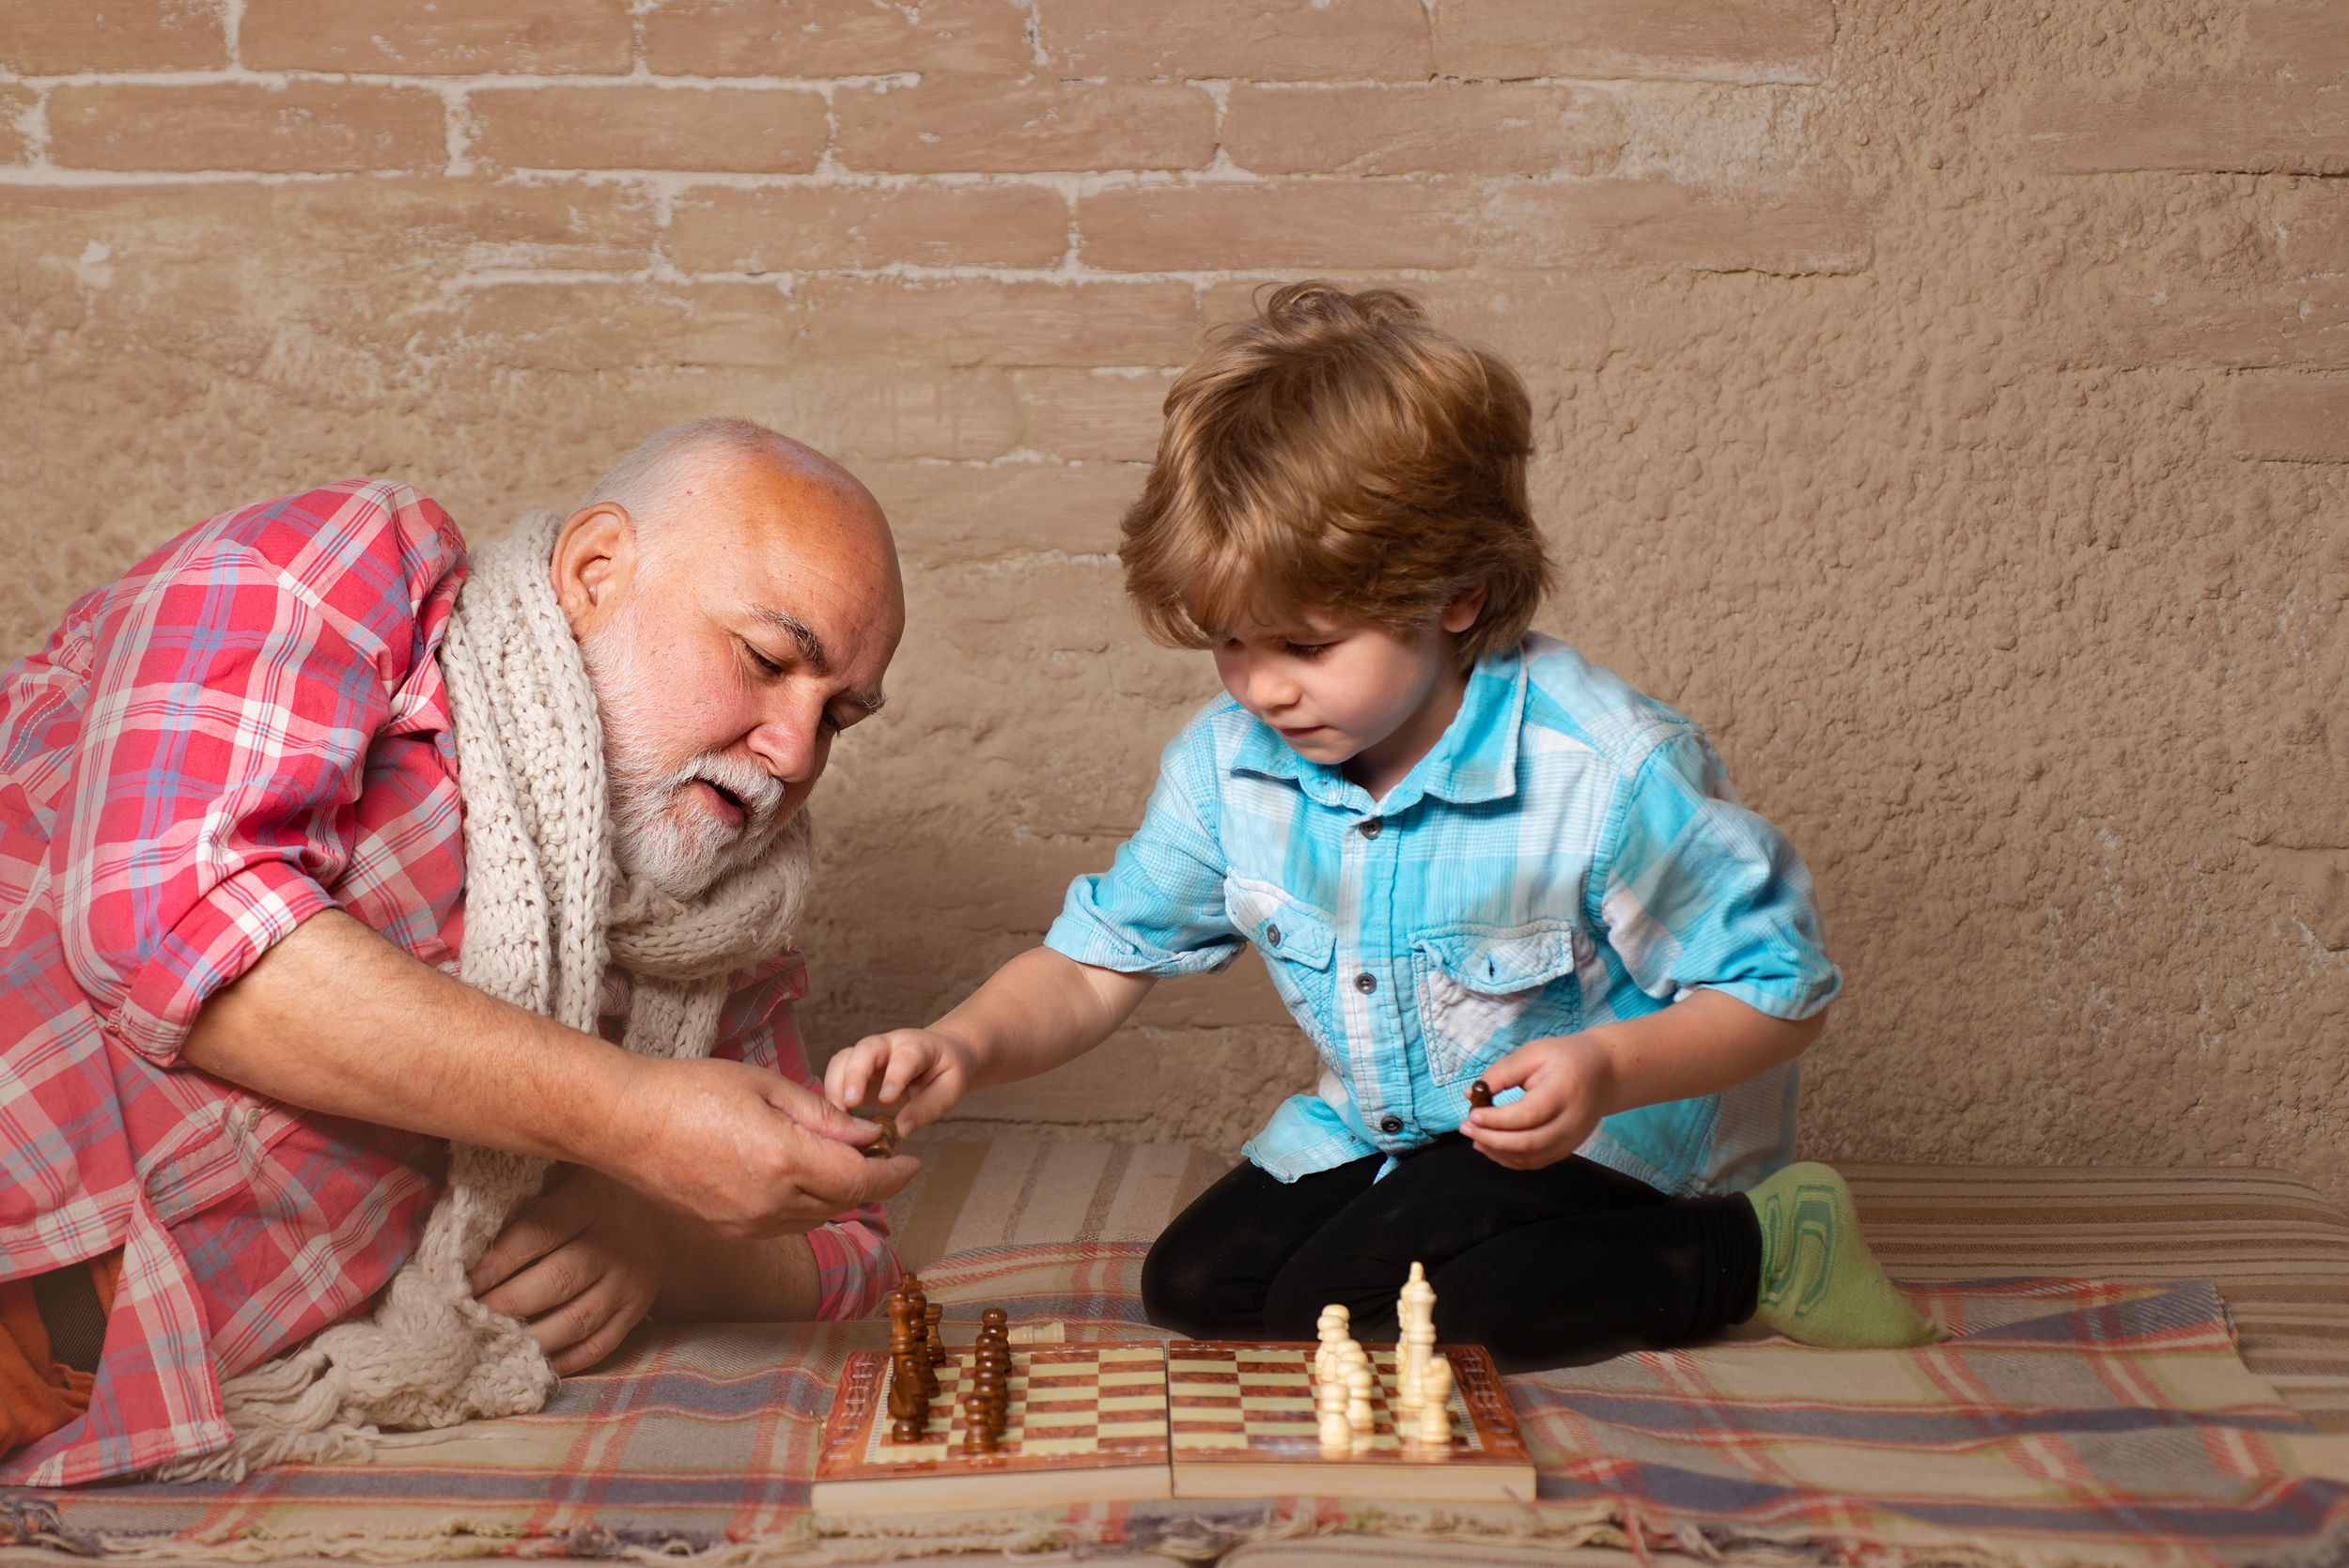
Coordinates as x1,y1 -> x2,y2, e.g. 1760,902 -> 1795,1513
1336,800 -> 1413,1152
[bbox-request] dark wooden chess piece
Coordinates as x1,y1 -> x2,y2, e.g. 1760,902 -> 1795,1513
1468,1079 -> 1494,1111
925,1302 -> 947,1367
962,1389 -> 996,1453
863,1112 -> 899,1159
885,1287 -> 927,1441
900,1277 -> 939,1397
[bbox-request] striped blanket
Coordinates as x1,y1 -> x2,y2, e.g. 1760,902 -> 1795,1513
2,1151 -> 2346,1566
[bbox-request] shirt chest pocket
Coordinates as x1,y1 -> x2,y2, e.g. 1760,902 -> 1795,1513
1410,923 -> 1585,1085
1224,876 -> 1335,970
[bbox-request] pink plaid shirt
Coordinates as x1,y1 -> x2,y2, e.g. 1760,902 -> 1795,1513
0,481 -> 897,1486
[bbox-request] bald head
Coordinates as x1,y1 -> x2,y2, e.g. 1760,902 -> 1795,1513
552,419 -> 904,897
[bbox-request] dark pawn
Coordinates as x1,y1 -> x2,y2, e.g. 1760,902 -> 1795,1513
1468,1079 -> 1495,1111
887,1354 -> 927,1442
962,1389 -> 996,1453
925,1302 -> 948,1367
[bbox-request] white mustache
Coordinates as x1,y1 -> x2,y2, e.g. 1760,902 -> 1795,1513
673,752 -> 785,830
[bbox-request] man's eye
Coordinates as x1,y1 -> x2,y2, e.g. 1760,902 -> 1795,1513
742,641 -> 784,676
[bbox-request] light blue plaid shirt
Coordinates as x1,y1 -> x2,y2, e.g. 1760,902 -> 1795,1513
1043,634 -> 1841,1196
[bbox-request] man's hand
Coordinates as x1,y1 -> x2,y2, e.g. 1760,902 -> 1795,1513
822,1028 -> 972,1137
611,1056 -> 923,1239
1460,1033 -> 1618,1171
470,1167 -> 674,1374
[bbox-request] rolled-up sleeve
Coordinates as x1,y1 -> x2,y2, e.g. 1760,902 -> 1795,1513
55,483 -> 465,1064
1044,727 -> 1243,978
1592,732 -> 1841,1021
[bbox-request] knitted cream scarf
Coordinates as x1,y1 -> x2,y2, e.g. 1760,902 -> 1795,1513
158,509 -> 814,1481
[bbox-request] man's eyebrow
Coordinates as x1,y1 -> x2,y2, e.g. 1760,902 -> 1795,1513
751,607 -> 832,673
749,607 -> 886,714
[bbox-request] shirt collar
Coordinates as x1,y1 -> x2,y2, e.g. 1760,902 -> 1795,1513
1228,644 -> 1527,814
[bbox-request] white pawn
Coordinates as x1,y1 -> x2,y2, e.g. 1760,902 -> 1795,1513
1345,1358 -> 1376,1449
1417,1355 -> 1454,1448
1315,1347 -> 1352,1448
1314,1304 -> 1350,1388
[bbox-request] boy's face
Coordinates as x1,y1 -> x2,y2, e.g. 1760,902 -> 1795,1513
1211,598 -> 1479,798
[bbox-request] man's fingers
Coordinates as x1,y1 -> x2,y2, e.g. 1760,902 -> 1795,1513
478,1242 -> 598,1322
470,1200 -> 590,1296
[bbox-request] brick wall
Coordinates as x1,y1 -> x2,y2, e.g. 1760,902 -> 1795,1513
3,2 -> 2346,1192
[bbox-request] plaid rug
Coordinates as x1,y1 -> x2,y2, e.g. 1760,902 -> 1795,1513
5,1238 -> 2347,1566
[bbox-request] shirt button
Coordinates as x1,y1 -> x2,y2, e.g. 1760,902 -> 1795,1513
1265,924 -> 1283,948
1354,971 -> 1377,994
1380,1115 -> 1404,1135
1360,817 -> 1383,839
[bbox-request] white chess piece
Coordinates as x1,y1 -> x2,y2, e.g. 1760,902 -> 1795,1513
1316,1346 -> 1353,1448
1345,1358 -> 1376,1449
1396,1262 -> 1436,1411
1314,1305 -> 1349,1389
1417,1355 -> 1453,1447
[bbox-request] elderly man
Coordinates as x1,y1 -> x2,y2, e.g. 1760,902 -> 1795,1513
0,418 -> 918,1484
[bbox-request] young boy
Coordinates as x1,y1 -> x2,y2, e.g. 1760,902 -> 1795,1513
826,283 -> 1939,1368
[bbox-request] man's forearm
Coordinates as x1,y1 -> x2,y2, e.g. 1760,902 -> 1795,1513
653,1233 -> 822,1323
182,908 -> 639,1168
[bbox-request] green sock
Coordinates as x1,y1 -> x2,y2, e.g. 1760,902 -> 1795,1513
1746,1162 -> 1948,1348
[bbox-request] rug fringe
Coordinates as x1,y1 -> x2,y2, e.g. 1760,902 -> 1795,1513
11,1498 -> 2349,1568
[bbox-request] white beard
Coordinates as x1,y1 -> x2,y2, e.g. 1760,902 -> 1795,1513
581,594 -> 791,900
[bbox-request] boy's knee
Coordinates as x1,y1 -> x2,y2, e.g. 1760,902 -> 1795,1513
1140,1233 -> 1224,1338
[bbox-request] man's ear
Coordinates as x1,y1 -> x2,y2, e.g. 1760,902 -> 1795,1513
1439,579 -> 1491,634
550,504 -> 638,636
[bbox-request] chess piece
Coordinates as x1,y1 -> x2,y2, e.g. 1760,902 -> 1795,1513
900,1278 -> 939,1397
1396,1261 -> 1437,1412
980,1307 -> 1009,1341
1314,1304 -> 1350,1388
962,1389 -> 996,1453
925,1302 -> 948,1367
1315,1349 -> 1352,1448
863,1112 -> 899,1158
1008,1318 -> 1066,1344
887,1351 -> 927,1442
884,1289 -> 926,1441
1346,1359 -> 1376,1451
1467,1079 -> 1494,1112
1417,1355 -> 1454,1447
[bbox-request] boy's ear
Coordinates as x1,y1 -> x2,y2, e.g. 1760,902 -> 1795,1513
1439,580 -> 1491,634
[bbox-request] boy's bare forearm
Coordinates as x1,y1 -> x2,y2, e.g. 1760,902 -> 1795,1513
929,947 -> 1156,1091
1586,988 -> 1825,1117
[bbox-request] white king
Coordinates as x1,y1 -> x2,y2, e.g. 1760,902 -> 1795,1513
1395,1261 -> 1438,1413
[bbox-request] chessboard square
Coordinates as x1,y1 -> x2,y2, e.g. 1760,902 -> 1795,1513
1172,1431 -> 1250,1450
1099,1370 -> 1166,1389
1097,1417 -> 1167,1438
1098,1394 -> 1164,1413
1241,1394 -> 1315,1411
1014,1436 -> 1101,1457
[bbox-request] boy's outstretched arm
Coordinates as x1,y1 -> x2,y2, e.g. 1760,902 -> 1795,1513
823,947 -> 1156,1135
1465,990 -> 1825,1171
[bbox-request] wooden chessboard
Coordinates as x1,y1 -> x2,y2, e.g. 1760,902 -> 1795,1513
811,1339 -> 1534,1513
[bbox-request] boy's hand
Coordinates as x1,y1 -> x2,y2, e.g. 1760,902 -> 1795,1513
1461,1033 -> 1620,1170
823,1028 -> 972,1137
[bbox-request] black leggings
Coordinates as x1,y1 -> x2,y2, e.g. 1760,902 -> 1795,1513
1141,1137 -> 1761,1372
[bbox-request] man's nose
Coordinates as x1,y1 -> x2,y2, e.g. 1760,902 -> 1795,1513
745,696 -> 826,783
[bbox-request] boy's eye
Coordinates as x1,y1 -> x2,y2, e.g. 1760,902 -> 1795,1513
1283,642 -> 1330,659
